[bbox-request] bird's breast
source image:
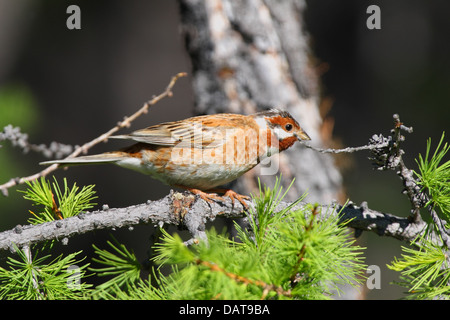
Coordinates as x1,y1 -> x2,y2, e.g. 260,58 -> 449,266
120,126 -> 276,189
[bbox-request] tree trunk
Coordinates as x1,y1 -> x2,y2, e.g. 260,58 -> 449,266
177,0 -> 342,203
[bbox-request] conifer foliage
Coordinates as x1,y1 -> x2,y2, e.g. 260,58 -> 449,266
145,180 -> 366,300
0,177 -> 366,300
388,133 -> 450,299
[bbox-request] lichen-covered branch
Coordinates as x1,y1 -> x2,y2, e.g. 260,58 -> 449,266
0,191 -> 428,253
0,125 -> 74,159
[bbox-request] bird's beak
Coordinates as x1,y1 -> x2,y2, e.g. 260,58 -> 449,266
295,129 -> 311,141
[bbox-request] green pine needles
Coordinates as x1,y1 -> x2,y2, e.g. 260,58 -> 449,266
3,175 -> 368,300
415,132 -> 450,220
144,179 -> 367,300
0,246 -> 90,299
20,176 -> 97,224
388,234 -> 450,299
388,132 -> 450,299
0,176 -> 96,299
90,236 -> 142,296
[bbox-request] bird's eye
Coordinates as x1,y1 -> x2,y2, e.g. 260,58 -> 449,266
285,124 -> 293,131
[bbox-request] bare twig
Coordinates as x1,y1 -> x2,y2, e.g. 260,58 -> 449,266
427,204 -> 450,248
366,115 -> 450,248
389,115 -> 425,219
304,141 -> 390,154
307,114 -> 449,248
195,258 -> 292,298
22,245 -> 43,299
0,125 -> 74,159
0,72 -> 187,196
307,115 -> 422,219
289,205 -> 319,285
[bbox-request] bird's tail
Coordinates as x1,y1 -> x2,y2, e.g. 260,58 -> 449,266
40,153 -> 124,166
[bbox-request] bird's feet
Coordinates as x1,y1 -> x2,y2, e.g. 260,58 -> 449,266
182,187 -> 250,208
219,189 -> 251,208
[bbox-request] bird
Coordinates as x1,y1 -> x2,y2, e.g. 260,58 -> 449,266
41,108 -> 310,207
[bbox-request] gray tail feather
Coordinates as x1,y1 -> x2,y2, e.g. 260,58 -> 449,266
40,153 -> 124,166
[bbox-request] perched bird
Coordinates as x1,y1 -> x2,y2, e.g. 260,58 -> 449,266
41,109 -> 310,206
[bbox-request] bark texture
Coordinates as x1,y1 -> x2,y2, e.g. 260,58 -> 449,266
178,0 -> 342,202
0,192 -> 428,253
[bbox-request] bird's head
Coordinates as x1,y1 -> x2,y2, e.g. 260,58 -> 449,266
254,108 -> 311,153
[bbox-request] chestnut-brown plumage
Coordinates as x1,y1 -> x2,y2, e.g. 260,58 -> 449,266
41,109 -> 310,206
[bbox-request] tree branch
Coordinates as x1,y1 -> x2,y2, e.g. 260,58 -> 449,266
0,72 -> 188,196
0,191 -> 428,253
304,141 -> 390,154
0,125 -> 74,159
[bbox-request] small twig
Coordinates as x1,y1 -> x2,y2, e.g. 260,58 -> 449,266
0,125 -> 74,159
51,193 -> 63,220
390,115 -> 424,221
290,205 -> 319,284
386,116 -> 450,247
0,72 -> 187,196
427,205 -> 450,249
195,258 -> 292,298
22,245 -> 43,299
304,142 -> 390,154
306,114 -> 450,249
306,114 -> 425,225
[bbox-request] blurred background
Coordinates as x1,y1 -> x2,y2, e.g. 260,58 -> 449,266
0,0 -> 448,299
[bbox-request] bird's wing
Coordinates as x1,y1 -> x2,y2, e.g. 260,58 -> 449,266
111,120 -> 227,149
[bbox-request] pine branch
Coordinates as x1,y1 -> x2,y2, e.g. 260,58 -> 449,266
194,258 -> 292,298
306,114 -> 450,248
0,190 -> 428,252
